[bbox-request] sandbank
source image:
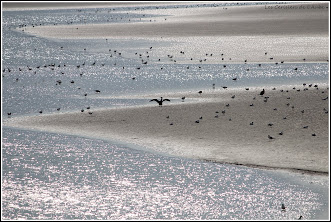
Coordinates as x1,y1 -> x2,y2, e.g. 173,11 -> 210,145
20,2 -> 329,37
4,85 -> 329,174
17,2 -> 329,63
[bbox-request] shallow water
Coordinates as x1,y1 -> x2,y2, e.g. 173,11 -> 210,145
2,128 -> 328,220
2,3 -> 329,220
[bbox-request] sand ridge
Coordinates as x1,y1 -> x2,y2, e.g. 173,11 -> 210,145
4,85 -> 329,174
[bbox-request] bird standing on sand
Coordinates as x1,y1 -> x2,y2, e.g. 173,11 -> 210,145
149,97 -> 170,106
260,89 -> 265,96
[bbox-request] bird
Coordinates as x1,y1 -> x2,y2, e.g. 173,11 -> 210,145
260,89 -> 265,96
88,111 -> 93,115
268,135 -> 274,139
298,216 -> 303,220
7,112 -> 12,117
250,122 -> 254,125
57,108 -> 61,111
149,97 -> 170,106
198,90 -> 202,95
181,96 -> 186,102
39,110 -> 43,114
95,90 -> 101,93
281,203 -> 286,211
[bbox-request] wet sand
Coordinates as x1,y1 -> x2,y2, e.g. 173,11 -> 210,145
4,85 -> 329,174
17,2 -> 329,63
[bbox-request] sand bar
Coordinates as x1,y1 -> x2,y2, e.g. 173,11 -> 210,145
20,2 -> 329,37
18,2 -> 329,64
4,85 -> 329,174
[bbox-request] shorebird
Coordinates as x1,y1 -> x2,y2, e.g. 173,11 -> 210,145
149,97 -> 170,106
198,90 -> 202,95
281,203 -> 286,211
95,90 -> 101,93
268,135 -> 274,139
181,96 -> 185,102
260,89 -> 265,96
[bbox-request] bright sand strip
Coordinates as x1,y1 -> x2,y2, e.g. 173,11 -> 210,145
4,85 -> 329,174
20,2 -> 329,37
19,2 -> 329,63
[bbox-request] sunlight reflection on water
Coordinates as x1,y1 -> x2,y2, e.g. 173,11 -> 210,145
2,128 -> 326,220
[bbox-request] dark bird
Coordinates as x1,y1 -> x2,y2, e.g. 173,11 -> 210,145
232,77 -> 237,81
268,135 -> 274,139
182,96 -> 186,102
149,97 -> 170,106
95,90 -> 101,93
298,216 -> 303,220
7,112 -> 12,117
198,90 -> 202,94
57,108 -> 61,111
260,89 -> 265,96
88,112 -> 93,115
39,110 -> 43,114
281,203 -> 286,211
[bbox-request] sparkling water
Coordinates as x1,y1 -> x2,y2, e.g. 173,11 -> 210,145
2,3 -> 329,220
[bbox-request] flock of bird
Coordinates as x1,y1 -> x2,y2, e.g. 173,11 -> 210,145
4,4 -> 329,145
151,81 -> 328,142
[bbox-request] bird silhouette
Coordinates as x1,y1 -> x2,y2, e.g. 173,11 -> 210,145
260,89 -> 265,96
149,97 -> 170,106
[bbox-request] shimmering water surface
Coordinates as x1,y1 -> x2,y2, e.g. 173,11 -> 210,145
2,3 -> 329,220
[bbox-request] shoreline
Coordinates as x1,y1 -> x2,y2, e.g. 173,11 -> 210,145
4,84 -> 329,175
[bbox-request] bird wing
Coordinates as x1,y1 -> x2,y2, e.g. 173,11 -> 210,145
163,99 -> 170,101
150,99 -> 158,102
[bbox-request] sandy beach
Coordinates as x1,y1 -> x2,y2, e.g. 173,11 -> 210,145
5,85 -> 329,174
